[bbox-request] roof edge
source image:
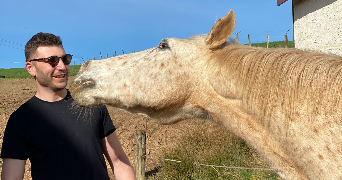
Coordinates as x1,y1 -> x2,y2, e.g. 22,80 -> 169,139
277,0 -> 289,6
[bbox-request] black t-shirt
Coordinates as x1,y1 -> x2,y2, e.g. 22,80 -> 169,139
1,90 -> 116,180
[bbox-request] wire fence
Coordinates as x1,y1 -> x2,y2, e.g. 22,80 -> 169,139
0,38 -> 100,66
145,155 -> 276,171
0,33 -> 291,67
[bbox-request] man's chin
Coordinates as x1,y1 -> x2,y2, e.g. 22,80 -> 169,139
53,82 -> 68,91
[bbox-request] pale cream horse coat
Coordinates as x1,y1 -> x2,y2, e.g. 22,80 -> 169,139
71,10 -> 342,180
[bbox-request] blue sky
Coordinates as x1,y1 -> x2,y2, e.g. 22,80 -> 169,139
0,0 -> 293,69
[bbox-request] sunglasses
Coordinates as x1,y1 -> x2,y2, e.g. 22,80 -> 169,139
29,54 -> 73,67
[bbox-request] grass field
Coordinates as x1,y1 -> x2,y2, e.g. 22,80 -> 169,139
0,65 -> 81,78
251,40 -> 294,48
152,126 -> 279,180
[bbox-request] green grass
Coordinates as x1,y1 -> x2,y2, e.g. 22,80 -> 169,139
0,65 -> 81,78
250,41 -> 294,48
0,68 -> 31,78
69,65 -> 82,76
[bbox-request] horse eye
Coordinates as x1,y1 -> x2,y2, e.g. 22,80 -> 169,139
158,42 -> 168,49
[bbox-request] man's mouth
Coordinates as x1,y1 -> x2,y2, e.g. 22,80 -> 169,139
54,74 -> 66,78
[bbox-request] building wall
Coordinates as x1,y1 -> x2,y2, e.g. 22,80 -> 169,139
293,0 -> 342,56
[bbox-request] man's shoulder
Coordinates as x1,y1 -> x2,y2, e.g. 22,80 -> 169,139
10,96 -> 38,118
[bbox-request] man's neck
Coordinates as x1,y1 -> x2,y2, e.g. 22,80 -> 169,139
35,87 -> 68,102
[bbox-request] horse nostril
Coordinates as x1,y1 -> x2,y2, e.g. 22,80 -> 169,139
81,80 -> 95,88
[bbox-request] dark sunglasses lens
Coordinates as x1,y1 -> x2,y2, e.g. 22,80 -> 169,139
48,56 -> 60,66
62,54 -> 72,65
47,54 -> 72,67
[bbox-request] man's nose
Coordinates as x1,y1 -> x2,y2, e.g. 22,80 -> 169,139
55,58 -> 67,69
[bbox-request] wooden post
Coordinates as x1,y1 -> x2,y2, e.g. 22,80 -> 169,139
106,54 -> 108,58
115,51 -> 116,57
266,34 -> 269,48
248,34 -> 251,47
93,57 -> 95,60
135,131 -> 146,180
235,33 -> 239,43
284,35 -> 288,48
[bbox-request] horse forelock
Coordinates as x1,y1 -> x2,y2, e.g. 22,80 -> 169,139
208,43 -> 342,126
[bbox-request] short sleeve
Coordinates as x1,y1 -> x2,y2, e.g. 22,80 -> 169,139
1,113 -> 29,160
99,106 -> 116,139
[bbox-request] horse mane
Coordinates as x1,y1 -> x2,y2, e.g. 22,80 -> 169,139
208,43 -> 342,127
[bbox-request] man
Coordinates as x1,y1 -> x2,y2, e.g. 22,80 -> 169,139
0,32 -> 135,180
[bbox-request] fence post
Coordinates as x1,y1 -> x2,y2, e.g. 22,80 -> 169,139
266,34 -> 269,48
284,35 -> 288,48
248,34 -> 251,47
235,33 -> 239,43
135,131 -> 146,180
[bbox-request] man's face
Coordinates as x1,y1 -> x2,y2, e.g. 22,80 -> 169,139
27,46 -> 69,92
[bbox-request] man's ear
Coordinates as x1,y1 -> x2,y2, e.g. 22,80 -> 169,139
26,61 -> 36,77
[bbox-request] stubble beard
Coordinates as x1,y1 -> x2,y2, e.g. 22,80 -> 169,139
36,69 -> 69,92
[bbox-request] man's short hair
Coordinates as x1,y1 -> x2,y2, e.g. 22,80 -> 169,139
25,32 -> 63,61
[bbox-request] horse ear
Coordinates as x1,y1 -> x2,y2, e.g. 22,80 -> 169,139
206,9 -> 236,50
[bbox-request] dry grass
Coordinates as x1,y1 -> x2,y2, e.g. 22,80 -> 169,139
149,124 -> 280,180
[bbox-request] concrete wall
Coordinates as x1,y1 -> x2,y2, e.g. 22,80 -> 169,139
293,0 -> 342,56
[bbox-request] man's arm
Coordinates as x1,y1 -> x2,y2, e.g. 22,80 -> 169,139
1,158 -> 25,180
101,132 -> 135,180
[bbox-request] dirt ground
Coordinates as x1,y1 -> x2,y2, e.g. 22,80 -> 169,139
0,78 -> 224,179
